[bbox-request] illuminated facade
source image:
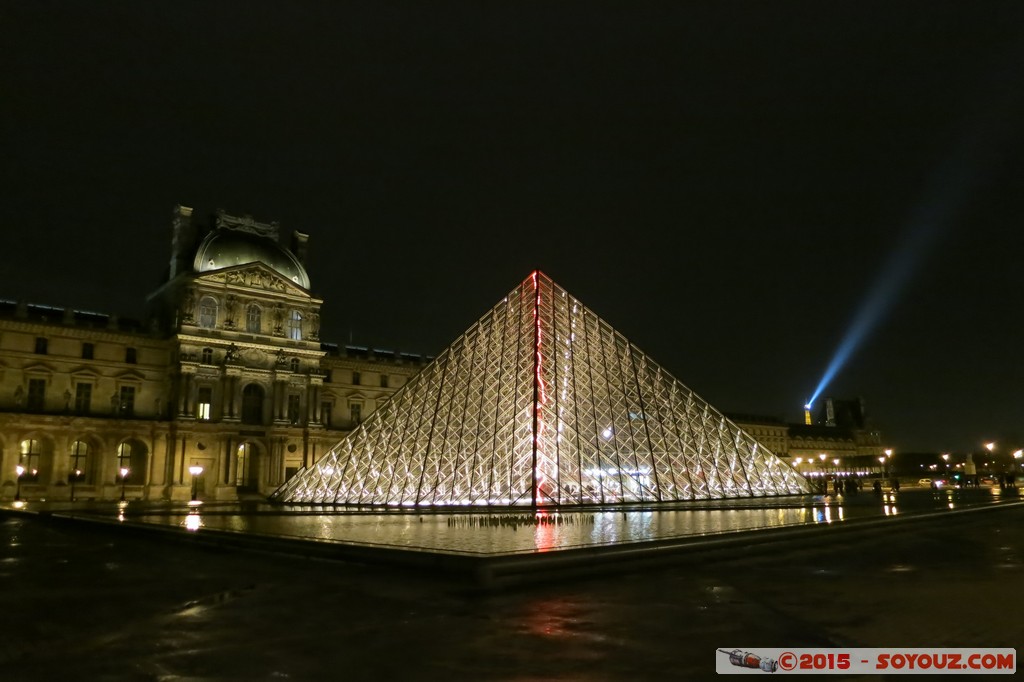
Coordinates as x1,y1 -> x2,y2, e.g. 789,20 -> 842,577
0,206 -> 424,502
274,272 -> 811,506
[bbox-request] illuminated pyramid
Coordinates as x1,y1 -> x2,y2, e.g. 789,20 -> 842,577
273,272 -> 810,506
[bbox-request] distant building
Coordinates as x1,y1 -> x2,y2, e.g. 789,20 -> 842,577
729,396 -> 886,480
0,206 -> 427,501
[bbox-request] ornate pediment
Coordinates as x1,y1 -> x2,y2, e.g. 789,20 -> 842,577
22,362 -> 55,377
69,365 -> 101,380
114,369 -> 147,382
199,263 -> 308,296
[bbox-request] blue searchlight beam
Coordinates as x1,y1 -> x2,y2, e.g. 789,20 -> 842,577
806,98 -> 1008,409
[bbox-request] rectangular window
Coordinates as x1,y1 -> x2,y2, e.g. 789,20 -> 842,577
350,403 -> 361,425
82,342 -> 94,359
246,305 -> 261,333
351,371 -> 360,386
119,386 -> 136,417
287,394 -> 301,425
27,379 -> 46,411
324,370 -> 332,383
288,310 -> 302,341
199,297 -> 217,329
75,383 -> 92,415
380,374 -> 389,388
197,386 -> 213,420
321,401 -> 332,427
34,337 -> 48,354
125,347 -> 137,364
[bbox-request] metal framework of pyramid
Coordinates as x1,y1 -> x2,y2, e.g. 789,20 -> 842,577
273,271 -> 810,506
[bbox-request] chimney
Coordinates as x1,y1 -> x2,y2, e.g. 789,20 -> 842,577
169,205 -> 196,279
291,230 -> 309,265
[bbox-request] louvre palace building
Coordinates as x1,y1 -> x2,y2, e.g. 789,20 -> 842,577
0,206 -> 426,502
0,205 -> 885,504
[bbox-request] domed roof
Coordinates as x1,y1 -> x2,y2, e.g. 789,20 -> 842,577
193,229 -> 310,289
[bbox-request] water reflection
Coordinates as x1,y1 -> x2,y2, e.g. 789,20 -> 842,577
118,488 -> 1021,556
184,511 -> 203,532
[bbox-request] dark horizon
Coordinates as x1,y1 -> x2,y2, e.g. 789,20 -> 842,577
2,2 -> 1023,455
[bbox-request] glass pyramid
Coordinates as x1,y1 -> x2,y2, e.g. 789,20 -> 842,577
273,272 -> 810,506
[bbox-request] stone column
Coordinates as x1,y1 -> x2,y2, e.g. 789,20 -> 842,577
228,441 -> 239,486
223,369 -> 241,421
177,373 -> 189,415
50,433 -> 71,486
274,380 -> 287,422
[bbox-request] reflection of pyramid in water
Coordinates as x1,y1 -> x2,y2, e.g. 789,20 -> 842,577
274,271 -> 811,506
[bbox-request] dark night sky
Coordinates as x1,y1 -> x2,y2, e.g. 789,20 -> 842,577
2,2 -> 1023,454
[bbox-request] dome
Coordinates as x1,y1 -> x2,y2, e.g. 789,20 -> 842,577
193,229 -> 310,289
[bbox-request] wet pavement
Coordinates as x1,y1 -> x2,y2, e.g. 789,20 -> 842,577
2,498 -> 1022,680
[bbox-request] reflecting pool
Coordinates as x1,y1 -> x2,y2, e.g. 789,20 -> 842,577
109,486 -> 1023,556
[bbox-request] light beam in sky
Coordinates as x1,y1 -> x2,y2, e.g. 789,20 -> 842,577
806,72 -> 1016,410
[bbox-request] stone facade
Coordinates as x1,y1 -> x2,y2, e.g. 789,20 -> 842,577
0,206 -> 426,502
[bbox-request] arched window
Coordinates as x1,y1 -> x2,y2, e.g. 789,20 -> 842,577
241,384 -> 264,425
246,304 -> 261,333
201,347 -> 213,364
19,439 -> 41,482
198,296 -> 218,329
69,440 -> 90,482
115,439 -> 148,483
116,442 -> 133,480
288,310 -> 302,341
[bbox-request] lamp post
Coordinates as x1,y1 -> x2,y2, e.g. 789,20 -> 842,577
70,469 -> 81,503
15,464 -> 24,501
189,465 -> 204,501
119,467 -> 129,502
984,442 -> 997,486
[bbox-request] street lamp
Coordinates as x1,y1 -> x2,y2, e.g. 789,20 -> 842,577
15,464 -> 24,501
119,467 -> 129,502
189,465 -> 204,501
70,468 -> 82,502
